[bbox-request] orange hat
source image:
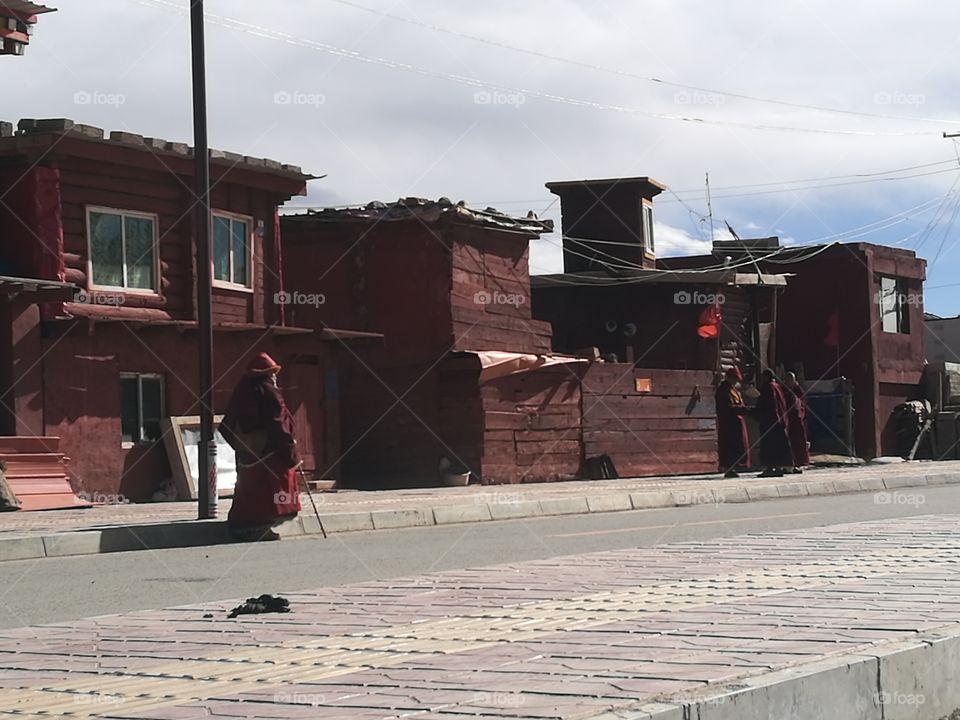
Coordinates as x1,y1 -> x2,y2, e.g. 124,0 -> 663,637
246,352 -> 281,376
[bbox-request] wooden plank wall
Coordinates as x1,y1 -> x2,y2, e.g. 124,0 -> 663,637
478,364 -> 582,484
581,364 -> 717,477
57,157 -> 281,325
58,156 -> 191,318
338,358 -> 484,488
450,227 -> 552,354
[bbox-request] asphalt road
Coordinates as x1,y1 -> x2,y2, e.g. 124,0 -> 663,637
1,484 -> 952,629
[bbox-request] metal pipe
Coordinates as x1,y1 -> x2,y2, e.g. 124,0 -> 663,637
190,0 -> 217,519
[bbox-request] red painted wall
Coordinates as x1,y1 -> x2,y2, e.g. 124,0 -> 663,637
0,165 -> 64,283
773,244 -> 925,457
41,323 -> 323,500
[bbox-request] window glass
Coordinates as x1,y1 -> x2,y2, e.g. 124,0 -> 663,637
214,216 -> 231,282
120,376 -> 140,444
880,276 -> 911,334
232,219 -> 249,286
124,216 -> 155,290
140,376 -> 163,442
90,212 -> 124,287
644,205 -> 655,253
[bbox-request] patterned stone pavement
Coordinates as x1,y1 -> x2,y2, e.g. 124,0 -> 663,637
2,515 -> 960,719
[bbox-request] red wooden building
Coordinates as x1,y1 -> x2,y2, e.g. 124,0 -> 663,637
662,239 -> 928,458
532,177 -> 789,477
0,118 -> 357,502
281,199 -> 589,487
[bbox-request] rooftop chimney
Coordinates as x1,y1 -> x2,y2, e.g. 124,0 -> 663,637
547,176 -> 666,273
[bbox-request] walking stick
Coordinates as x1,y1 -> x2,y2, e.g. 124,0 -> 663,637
298,466 -> 327,539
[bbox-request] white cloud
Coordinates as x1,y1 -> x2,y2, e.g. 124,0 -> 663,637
655,222 -> 714,257
13,0 -> 960,313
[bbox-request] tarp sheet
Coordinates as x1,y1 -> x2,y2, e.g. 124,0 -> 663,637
473,350 -> 587,384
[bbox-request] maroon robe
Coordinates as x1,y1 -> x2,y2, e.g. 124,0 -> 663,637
221,376 -> 301,529
784,384 -> 811,467
756,380 -> 794,467
715,380 -> 750,469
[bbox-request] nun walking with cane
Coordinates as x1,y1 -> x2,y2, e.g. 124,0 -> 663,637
220,352 -> 303,542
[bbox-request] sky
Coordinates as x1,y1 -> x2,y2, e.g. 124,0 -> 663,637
11,0 -> 960,314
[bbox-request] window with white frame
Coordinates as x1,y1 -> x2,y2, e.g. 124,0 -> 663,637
641,203 -> 655,255
121,374 -> 164,445
213,213 -> 252,288
87,208 -> 158,291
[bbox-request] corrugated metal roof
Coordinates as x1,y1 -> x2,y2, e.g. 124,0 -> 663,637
285,197 -> 554,234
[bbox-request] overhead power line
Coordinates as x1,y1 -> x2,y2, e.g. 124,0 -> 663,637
285,162 -> 960,213
662,167 -> 960,204
324,0 -> 960,128
668,159 -> 959,196
132,0 -> 939,138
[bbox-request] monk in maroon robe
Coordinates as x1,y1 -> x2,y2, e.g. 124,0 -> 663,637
755,369 -> 794,477
221,352 -> 301,541
715,367 -> 750,478
783,372 -> 811,472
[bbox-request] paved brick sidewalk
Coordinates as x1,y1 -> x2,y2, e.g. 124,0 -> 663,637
0,459 -> 953,541
2,515 -> 960,718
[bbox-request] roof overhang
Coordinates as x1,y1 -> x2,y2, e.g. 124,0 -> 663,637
546,176 -> 668,194
0,275 -> 75,302
0,120 -> 316,194
531,268 -> 789,288
319,328 -> 385,343
0,1 -> 57,19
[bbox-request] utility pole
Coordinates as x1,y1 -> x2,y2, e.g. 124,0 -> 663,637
191,0 -> 217,520
705,172 -> 715,241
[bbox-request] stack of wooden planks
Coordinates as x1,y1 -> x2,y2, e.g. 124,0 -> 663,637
450,233 -> 552,354
0,436 -> 90,511
479,364 -> 582,484
581,365 -> 718,478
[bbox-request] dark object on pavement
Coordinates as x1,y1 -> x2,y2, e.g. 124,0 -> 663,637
202,613 -> 213,619
584,454 -> 618,480
227,594 -> 291,619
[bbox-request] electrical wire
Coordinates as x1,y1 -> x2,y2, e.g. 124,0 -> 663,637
322,0 -> 960,129
912,174 -> 960,253
131,0 -> 939,138
283,161 -> 960,212
668,159 -> 959,196
661,167 -> 960,204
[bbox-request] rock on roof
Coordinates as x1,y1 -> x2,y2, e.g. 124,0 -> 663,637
285,196 -> 554,234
